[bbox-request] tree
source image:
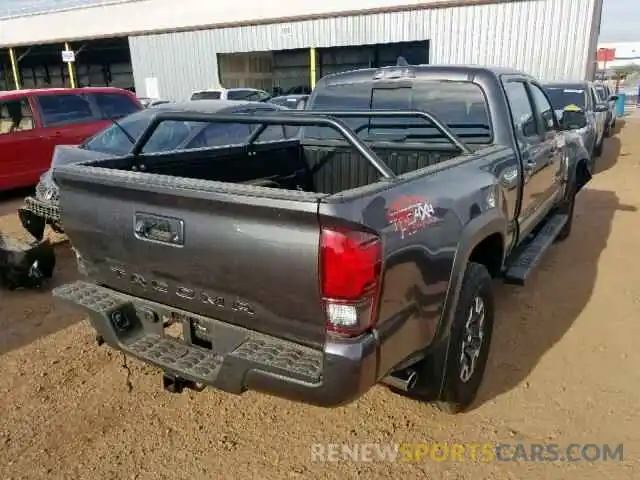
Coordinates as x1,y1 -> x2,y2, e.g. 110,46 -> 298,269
612,64 -> 640,81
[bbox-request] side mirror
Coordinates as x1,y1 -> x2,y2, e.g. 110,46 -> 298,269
609,95 -> 619,102
545,117 -> 555,131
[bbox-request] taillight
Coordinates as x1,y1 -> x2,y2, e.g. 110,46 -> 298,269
320,226 -> 382,338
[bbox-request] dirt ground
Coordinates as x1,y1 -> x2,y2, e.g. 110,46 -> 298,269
1,123 -> 640,479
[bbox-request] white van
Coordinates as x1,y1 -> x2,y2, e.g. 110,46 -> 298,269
189,88 -> 271,102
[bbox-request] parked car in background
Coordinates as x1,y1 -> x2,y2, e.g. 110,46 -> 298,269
138,97 -> 172,108
543,81 -> 609,161
594,83 -> 618,136
0,87 -> 141,192
189,88 -> 271,102
268,94 -> 309,109
53,65 -> 592,412
18,100 -> 293,241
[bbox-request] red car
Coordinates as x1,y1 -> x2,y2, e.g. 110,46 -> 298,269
0,87 -> 142,191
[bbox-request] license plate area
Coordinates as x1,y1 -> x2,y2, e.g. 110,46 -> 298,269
163,311 -> 212,350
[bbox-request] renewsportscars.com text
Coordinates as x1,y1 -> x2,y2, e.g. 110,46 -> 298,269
310,443 -> 624,463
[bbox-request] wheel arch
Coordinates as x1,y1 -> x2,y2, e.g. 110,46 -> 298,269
435,210 -> 507,345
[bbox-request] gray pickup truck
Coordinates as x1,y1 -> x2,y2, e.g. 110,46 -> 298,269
53,65 -> 591,413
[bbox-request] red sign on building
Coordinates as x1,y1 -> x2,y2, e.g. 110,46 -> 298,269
597,48 -> 616,63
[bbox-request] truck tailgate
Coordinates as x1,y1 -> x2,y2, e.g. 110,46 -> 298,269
56,170 -> 327,348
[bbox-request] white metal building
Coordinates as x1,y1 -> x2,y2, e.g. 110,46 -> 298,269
1,0 -> 604,100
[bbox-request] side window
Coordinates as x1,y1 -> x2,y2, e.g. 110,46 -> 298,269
529,84 -> 557,133
185,122 -> 252,149
190,91 -> 221,100
37,94 -> 95,127
244,91 -> 270,102
0,98 -> 35,135
226,90 -> 253,101
503,81 -> 538,138
83,112 -> 152,155
248,108 -> 294,142
141,120 -> 194,153
91,93 -> 140,119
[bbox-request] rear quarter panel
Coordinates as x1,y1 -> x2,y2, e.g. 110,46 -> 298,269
321,145 -> 517,377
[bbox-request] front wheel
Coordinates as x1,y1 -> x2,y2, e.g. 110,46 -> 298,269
436,262 -> 495,414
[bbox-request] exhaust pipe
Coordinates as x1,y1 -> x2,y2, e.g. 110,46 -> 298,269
381,369 -> 418,391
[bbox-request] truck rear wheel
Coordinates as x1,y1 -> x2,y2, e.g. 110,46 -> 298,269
436,262 -> 495,414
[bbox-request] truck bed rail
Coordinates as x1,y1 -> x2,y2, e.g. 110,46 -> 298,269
130,111 -> 397,180
276,110 -> 472,154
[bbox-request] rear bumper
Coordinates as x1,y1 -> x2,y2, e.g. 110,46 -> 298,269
53,281 -> 378,407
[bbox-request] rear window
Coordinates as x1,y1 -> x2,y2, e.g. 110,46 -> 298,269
191,91 -> 221,101
83,109 -> 194,155
544,87 -> 587,110
183,109 -> 295,149
91,92 -> 141,119
82,110 -> 154,155
36,93 -> 96,127
305,80 -> 492,143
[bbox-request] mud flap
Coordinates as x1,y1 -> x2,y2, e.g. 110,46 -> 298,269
18,208 -> 46,242
576,161 -> 593,193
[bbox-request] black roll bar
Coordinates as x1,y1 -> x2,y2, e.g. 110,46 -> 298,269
130,111 -> 396,180
278,110 -> 472,154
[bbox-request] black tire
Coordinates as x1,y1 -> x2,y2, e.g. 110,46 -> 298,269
594,137 -> 604,157
436,262 -> 494,414
555,193 -> 575,242
604,124 -> 611,138
555,172 -> 580,242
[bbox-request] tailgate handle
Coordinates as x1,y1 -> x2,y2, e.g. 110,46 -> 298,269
134,213 -> 185,247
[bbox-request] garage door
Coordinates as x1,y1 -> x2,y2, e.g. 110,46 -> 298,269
273,49 -> 310,95
218,52 -> 274,91
319,41 -> 429,79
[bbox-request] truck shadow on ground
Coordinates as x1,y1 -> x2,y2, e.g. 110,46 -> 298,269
0,244 -> 84,356
593,135 -> 622,175
474,188 -> 636,410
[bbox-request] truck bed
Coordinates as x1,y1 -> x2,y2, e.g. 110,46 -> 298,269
82,139 -> 461,195
52,111 -> 467,350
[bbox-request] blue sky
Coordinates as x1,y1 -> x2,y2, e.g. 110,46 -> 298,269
601,0 -> 640,42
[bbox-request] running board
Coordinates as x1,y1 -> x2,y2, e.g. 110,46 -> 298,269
504,213 -> 568,286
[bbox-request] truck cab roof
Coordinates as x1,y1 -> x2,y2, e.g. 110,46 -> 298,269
317,64 -> 531,88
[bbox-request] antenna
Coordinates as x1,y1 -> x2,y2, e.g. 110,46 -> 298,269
396,56 -> 409,67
